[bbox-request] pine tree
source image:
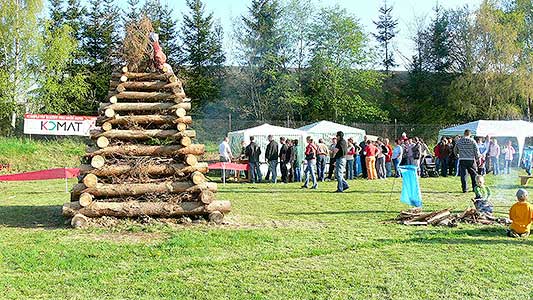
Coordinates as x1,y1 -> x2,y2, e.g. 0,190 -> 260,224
83,0 -> 120,103
237,0 -> 288,120
373,0 -> 398,73
181,0 -> 225,110
123,0 -> 141,28
64,0 -> 86,42
49,0 -> 64,29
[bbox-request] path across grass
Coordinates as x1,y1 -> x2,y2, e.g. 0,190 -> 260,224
0,175 -> 531,299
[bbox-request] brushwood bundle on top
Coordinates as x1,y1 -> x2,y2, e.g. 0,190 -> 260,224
63,65 -> 231,228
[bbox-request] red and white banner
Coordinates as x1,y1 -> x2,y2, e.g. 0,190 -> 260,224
24,114 -> 97,136
0,168 -> 80,181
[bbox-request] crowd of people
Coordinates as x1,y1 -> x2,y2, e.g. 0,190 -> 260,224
218,129 -> 526,191
219,130 -> 533,238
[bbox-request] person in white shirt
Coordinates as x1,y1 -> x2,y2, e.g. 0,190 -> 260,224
219,137 -> 233,180
219,137 -> 233,162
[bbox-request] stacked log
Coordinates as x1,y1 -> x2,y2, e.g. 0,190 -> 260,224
395,207 -> 511,227
64,67 -> 230,227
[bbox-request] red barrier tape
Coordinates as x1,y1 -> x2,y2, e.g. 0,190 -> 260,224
0,168 -> 80,181
208,162 -> 248,171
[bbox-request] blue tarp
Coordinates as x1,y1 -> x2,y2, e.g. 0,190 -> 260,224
399,165 -> 422,207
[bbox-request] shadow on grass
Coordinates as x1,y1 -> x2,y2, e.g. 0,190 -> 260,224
0,205 -> 67,229
403,227 -> 532,245
284,210 -> 397,216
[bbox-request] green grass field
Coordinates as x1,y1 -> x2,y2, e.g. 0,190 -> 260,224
0,174 -> 532,299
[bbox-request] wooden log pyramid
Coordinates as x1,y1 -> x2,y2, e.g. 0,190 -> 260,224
63,66 -> 231,227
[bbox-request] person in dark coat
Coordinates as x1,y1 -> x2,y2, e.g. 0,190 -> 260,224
359,136 -> 368,179
245,136 -> 262,183
265,135 -> 279,183
279,137 -> 289,183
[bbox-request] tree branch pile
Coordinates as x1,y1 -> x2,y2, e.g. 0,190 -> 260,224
395,207 -> 511,227
65,66 -> 230,228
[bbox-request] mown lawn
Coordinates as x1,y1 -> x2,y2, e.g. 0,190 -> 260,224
0,174 -> 531,299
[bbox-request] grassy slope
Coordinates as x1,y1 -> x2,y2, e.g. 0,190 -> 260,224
0,174 -> 532,299
0,137 -> 84,173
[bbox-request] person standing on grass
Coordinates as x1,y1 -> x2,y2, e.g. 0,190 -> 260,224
345,138 -> 355,180
384,138 -> 393,178
454,129 -> 480,193
285,139 -> 293,182
359,136 -> 368,179
245,136 -> 262,183
364,140 -> 378,180
302,136 -> 318,189
219,137 -> 233,180
327,137 -> 337,180
488,138 -> 501,175
292,139 -> 302,182
265,135 -> 279,183
391,139 -> 403,177
332,131 -> 349,192
502,140 -> 516,175
439,138 -> 450,177
376,139 -> 386,179
316,138 -> 329,182
279,137 -> 289,183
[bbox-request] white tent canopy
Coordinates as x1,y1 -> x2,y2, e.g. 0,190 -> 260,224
438,120 -> 533,160
227,123 -> 307,163
297,121 -> 366,144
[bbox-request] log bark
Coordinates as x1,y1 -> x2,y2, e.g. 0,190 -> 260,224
99,102 -> 191,113
63,200 -> 231,218
80,181 -> 217,198
85,144 -> 205,157
97,115 -> 191,126
109,91 -> 186,102
79,162 -> 209,177
116,81 -> 181,93
92,129 -> 196,141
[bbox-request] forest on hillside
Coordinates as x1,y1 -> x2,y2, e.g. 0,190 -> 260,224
0,0 -> 531,134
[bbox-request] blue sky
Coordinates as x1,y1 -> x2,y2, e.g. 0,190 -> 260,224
70,0 -> 483,69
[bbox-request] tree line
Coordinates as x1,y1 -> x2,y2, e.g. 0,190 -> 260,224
0,0 -> 531,134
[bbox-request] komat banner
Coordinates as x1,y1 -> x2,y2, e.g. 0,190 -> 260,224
24,114 -> 97,136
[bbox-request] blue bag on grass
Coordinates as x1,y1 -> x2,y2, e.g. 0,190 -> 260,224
399,165 -> 422,207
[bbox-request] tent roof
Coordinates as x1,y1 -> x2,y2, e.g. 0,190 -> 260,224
439,120 -> 533,138
297,120 -> 365,134
229,123 -> 307,136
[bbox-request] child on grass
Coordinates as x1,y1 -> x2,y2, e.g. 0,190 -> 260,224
507,189 -> 533,238
473,175 -> 493,215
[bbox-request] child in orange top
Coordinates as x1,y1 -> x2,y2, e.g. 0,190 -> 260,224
507,189 -> 533,238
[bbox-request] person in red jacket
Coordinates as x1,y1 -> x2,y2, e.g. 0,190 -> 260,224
364,140 -> 378,180
434,141 -> 442,174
